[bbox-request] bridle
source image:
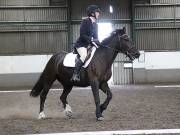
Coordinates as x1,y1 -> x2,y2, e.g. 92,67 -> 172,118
99,33 -> 137,60
99,33 -> 128,52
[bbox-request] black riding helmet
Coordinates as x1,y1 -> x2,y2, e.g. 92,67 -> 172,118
87,5 -> 100,17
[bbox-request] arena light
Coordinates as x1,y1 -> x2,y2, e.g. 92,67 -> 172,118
98,23 -> 112,42
109,5 -> 113,13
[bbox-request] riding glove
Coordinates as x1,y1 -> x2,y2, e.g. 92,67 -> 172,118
91,39 -> 100,46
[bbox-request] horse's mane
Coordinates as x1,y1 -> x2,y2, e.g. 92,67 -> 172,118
101,29 -> 124,46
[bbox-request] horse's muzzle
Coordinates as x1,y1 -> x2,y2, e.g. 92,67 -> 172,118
135,52 -> 140,59
127,52 -> 140,61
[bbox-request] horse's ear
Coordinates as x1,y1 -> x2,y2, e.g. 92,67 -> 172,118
122,27 -> 126,33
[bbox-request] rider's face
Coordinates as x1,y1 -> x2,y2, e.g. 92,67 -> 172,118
95,12 -> 100,19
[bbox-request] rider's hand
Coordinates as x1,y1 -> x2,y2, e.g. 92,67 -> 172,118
91,39 -> 100,45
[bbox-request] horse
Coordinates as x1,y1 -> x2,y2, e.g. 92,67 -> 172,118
30,27 -> 140,121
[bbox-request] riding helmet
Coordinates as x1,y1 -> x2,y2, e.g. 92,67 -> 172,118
86,5 -> 100,16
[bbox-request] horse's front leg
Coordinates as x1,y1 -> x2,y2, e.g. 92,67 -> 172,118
99,82 -> 112,114
90,79 -> 104,121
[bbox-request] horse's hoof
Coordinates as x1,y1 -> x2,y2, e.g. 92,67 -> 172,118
38,112 -> 46,119
64,110 -> 73,118
97,116 -> 104,121
64,104 -> 73,118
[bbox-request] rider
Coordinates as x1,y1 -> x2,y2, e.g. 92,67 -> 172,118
71,5 -> 101,82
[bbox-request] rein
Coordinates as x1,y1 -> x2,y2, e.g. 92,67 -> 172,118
100,44 -> 120,52
99,34 -> 128,52
100,43 -> 136,57
98,33 -> 137,60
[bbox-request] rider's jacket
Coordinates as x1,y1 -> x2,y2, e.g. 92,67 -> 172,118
74,17 -> 99,48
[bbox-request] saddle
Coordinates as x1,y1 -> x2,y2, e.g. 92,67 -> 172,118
63,46 -> 96,68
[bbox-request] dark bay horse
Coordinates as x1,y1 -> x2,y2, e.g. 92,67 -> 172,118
30,27 -> 140,121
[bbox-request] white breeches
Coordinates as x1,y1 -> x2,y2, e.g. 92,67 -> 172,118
76,47 -> 87,62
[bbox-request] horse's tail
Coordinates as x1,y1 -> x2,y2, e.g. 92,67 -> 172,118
30,72 -> 44,97
30,52 -> 66,97
30,56 -> 52,97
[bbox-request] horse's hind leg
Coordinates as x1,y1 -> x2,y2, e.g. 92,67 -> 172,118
39,83 -> 53,119
99,82 -> 112,114
60,85 -> 73,118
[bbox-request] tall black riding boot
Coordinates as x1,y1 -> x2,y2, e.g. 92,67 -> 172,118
71,59 -> 84,82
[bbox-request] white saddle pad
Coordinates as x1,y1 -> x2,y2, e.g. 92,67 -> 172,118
63,46 -> 96,68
